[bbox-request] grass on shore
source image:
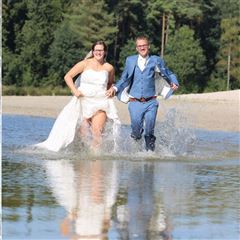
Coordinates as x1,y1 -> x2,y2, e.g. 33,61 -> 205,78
2,85 -> 70,96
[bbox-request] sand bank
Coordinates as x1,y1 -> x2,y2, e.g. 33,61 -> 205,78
2,90 -> 240,132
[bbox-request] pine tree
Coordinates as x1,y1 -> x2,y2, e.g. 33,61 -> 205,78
2,0 -> 28,86
208,16 -> 240,91
19,1 -> 63,86
65,0 -> 117,50
48,21 -> 86,87
146,0 -> 202,54
195,0 -> 221,74
164,26 -> 206,93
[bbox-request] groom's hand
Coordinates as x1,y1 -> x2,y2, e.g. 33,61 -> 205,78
106,86 -> 116,98
171,83 -> 178,91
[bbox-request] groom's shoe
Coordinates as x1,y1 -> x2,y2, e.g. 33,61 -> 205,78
144,135 -> 156,151
131,133 -> 141,141
130,129 -> 144,141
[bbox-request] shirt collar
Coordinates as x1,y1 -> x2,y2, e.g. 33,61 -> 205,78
138,55 -> 149,61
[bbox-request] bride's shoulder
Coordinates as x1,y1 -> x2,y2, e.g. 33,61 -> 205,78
75,59 -> 88,67
80,58 -> 94,69
104,62 -> 114,72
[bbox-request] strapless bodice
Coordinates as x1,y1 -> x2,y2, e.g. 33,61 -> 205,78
79,69 -> 109,96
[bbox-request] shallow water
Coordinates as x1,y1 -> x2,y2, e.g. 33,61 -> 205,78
2,115 -> 240,240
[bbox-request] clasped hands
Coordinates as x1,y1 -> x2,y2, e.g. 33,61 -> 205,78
105,86 -> 116,98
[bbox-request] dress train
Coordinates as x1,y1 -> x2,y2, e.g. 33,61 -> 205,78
35,96 -> 82,152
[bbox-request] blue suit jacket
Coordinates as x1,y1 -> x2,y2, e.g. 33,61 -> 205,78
115,55 -> 179,102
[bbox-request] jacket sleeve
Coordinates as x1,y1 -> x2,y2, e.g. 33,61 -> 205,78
157,57 -> 179,86
115,57 -> 133,93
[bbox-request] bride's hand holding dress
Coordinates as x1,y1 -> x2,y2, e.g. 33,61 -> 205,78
73,89 -> 84,98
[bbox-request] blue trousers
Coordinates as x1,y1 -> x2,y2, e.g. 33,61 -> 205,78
128,99 -> 159,139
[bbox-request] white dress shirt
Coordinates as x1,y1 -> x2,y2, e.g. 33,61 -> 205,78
138,55 -> 149,71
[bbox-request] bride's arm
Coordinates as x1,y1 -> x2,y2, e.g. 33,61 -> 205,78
106,65 -> 115,97
64,61 -> 85,98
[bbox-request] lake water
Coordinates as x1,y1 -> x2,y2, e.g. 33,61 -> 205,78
2,115 -> 240,240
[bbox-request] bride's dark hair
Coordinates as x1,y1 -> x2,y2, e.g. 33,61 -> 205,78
91,40 -> 107,52
84,41 -> 108,60
92,40 -> 107,58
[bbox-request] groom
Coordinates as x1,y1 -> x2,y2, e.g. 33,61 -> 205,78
106,35 -> 179,151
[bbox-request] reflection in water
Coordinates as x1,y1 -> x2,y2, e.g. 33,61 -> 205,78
45,159 -> 118,239
44,159 -> 171,240
113,163 -> 170,240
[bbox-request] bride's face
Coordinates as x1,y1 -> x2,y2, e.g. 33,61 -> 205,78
93,44 -> 105,61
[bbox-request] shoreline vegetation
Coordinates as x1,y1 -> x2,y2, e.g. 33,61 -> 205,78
2,85 -> 70,96
2,90 -> 240,132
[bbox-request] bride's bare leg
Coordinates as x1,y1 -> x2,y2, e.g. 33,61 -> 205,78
78,119 -> 90,141
91,111 -> 107,148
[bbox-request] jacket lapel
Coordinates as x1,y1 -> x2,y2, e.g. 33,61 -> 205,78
128,55 -> 138,77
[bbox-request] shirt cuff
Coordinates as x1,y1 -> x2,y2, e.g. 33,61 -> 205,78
113,86 -> 118,92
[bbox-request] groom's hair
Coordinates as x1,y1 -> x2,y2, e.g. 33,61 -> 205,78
135,35 -> 149,43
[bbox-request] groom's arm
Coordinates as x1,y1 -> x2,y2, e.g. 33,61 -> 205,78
106,57 -> 132,97
114,57 -> 132,92
157,57 -> 179,87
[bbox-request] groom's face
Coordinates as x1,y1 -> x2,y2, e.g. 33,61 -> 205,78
136,39 -> 149,58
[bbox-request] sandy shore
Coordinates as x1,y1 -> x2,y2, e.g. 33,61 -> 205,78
2,90 -> 240,132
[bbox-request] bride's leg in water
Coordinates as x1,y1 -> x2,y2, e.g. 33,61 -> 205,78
78,119 -> 91,142
91,110 -> 107,149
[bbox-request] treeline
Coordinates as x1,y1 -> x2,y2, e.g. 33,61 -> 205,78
2,0 -> 240,94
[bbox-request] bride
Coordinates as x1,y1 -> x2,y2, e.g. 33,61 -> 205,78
35,40 -> 120,152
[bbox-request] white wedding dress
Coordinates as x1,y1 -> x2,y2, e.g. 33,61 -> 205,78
35,69 -> 120,152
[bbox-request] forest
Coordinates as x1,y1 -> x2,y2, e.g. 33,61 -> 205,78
2,0 -> 240,95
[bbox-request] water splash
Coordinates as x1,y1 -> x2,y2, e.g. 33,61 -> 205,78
155,108 -> 196,156
99,108 -> 196,159
17,109 -> 197,161
9,113 -> 239,162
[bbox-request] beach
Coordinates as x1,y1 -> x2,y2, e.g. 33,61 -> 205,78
2,90 -> 240,132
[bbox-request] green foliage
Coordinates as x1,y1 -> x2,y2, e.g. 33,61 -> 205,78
204,70 -> 227,92
146,0 -> 202,21
2,85 -> 70,96
18,1 -> 63,86
111,0 -> 146,40
195,0 -> 221,72
65,0 -> 117,49
2,50 -> 22,86
2,0 -> 28,53
215,0 -> 240,18
118,39 -> 137,71
164,26 -> 207,93
48,21 -> 86,87
207,16 -> 240,91
219,17 -> 240,88
145,0 -> 203,57
2,0 -> 27,85
2,0 -> 240,94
